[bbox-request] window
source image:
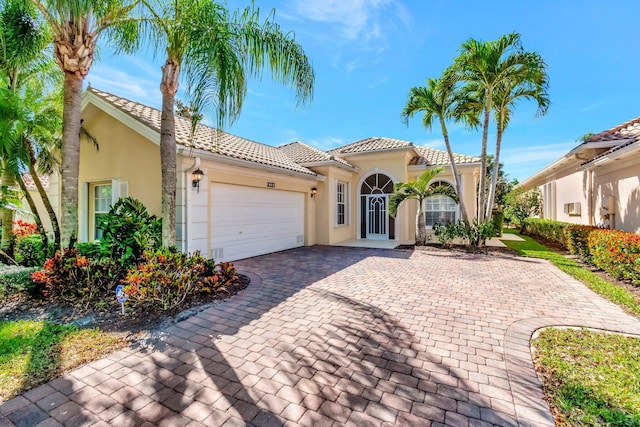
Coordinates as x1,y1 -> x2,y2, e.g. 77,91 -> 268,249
336,181 -> 347,226
93,184 -> 112,240
424,181 -> 458,227
564,202 -> 581,216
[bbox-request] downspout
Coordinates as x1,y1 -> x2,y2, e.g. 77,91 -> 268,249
588,170 -> 593,226
183,157 -> 201,253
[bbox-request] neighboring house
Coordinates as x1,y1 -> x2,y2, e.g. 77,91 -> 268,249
15,174 -> 54,232
519,116 -> 640,233
44,87 -> 481,261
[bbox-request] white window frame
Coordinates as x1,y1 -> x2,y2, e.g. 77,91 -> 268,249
93,183 -> 112,240
424,180 -> 459,228
336,180 -> 348,226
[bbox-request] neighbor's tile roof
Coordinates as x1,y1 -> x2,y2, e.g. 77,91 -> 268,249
410,146 -> 480,166
582,115 -> 640,165
87,88 -> 317,176
278,141 -> 354,168
22,174 -> 49,190
328,137 -> 414,155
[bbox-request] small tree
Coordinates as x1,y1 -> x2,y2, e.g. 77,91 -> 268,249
504,187 -> 541,232
389,167 -> 458,246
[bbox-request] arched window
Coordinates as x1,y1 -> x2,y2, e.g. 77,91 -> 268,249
424,180 -> 458,227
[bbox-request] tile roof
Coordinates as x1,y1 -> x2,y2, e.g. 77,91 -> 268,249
278,141 -> 355,168
87,88 -> 317,177
22,173 -> 49,190
328,137 -> 414,155
587,115 -> 640,143
410,146 -> 480,166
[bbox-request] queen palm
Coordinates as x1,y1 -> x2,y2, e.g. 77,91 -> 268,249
389,167 -> 458,246
401,73 -> 479,223
484,72 -> 549,219
33,0 -> 137,248
136,0 -> 314,247
454,32 -> 543,222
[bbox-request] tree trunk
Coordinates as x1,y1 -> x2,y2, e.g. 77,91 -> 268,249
159,57 -> 179,247
478,91 -> 492,223
485,124 -> 504,220
1,166 -> 16,255
415,198 -> 426,246
60,72 -> 84,249
440,119 -> 468,223
28,142 -> 60,254
15,174 -> 48,255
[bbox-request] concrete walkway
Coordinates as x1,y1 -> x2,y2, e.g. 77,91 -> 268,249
2,246 -> 639,426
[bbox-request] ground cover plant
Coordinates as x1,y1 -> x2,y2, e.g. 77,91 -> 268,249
0,319 -> 124,401
533,328 -> 640,426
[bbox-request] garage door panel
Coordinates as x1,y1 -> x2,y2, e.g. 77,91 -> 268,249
210,183 -> 305,261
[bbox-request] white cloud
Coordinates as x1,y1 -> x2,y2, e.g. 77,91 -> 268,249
90,63 -> 160,107
500,141 -> 576,166
308,136 -> 346,150
418,138 -> 445,149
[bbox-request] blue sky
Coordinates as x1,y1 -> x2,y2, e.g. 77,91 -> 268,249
90,0 -> 640,182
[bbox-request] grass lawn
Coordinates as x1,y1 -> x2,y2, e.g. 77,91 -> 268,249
533,328 -> 640,426
501,229 -> 640,317
502,229 -> 640,426
0,320 -> 125,402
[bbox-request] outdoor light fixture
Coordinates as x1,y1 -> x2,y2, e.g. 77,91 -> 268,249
192,168 -> 204,193
310,187 -> 317,199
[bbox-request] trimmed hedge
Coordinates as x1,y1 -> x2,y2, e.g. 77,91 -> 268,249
523,218 -> 570,248
491,210 -> 504,237
588,229 -> 640,285
565,225 -> 601,262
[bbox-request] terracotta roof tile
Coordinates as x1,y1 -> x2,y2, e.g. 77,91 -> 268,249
22,174 -> 49,190
410,146 -> 480,166
588,115 -> 640,143
278,141 -> 355,168
328,137 -> 414,155
88,88 -> 317,177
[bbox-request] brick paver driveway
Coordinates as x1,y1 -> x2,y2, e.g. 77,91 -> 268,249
2,246 -> 640,427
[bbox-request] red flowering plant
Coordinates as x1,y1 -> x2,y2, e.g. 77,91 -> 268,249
199,261 -> 239,294
588,229 -> 640,285
12,220 -> 38,240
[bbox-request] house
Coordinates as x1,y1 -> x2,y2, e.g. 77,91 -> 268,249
519,116 -> 640,233
43,87 -> 481,261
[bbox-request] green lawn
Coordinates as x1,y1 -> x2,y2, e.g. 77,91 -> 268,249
501,229 -> 640,317
534,328 -> 640,426
0,320 -> 124,402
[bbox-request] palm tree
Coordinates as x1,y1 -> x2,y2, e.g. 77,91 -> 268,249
389,167 -> 458,246
401,73 -> 479,223
484,71 -> 549,219
33,0 -> 137,248
453,32 -> 542,222
135,0 -> 314,247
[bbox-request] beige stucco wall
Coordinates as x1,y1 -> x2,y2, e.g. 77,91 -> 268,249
550,170 -> 591,225
595,163 -> 640,233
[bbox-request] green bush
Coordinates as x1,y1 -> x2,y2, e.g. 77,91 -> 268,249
0,268 -> 38,299
588,229 -> 640,285
523,218 -> 569,248
491,210 -> 504,237
75,242 -> 103,260
122,248 -> 206,311
565,225 -> 601,262
97,197 -> 162,267
434,219 -> 495,247
15,234 -> 45,267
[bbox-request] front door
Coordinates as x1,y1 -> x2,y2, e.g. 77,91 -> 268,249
366,195 -> 388,239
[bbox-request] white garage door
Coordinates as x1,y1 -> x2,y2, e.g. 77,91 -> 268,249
210,183 -> 305,261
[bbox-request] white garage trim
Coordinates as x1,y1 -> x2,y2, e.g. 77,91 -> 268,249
210,183 -> 305,261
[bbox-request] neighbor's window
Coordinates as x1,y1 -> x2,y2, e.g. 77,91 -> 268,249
93,184 -> 112,240
424,181 -> 457,227
337,181 -> 347,226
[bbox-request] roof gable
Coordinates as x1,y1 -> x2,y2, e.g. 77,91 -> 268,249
278,141 -> 355,169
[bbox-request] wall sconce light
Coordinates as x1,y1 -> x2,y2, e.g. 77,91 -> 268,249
192,168 -> 204,193
310,187 -> 317,199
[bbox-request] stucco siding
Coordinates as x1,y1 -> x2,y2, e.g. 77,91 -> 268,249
552,171 -> 590,225
595,164 -> 640,233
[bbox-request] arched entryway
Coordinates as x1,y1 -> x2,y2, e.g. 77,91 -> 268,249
359,172 -> 395,240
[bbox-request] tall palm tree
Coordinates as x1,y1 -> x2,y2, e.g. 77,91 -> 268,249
136,0 -> 314,247
401,73 -> 479,223
389,167 -> 458,246
484,72 -> 549,219
453,32 -> 541,222
33,0 -> 137,248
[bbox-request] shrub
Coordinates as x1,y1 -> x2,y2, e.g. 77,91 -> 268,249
97,197 -> 162,267
0,268 -> 38,299
31,249 -> 125,305
75,242 -> 103,260
588,230 -> 640,285
523,218 -> 569,248
12,220 -> 38,239
434,219 -> 494,247
122,248 -> 206,311
565,225 -> 601,262
491,210 -> 504,237
504,188 -> 541,232
15,234 -> 45,267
